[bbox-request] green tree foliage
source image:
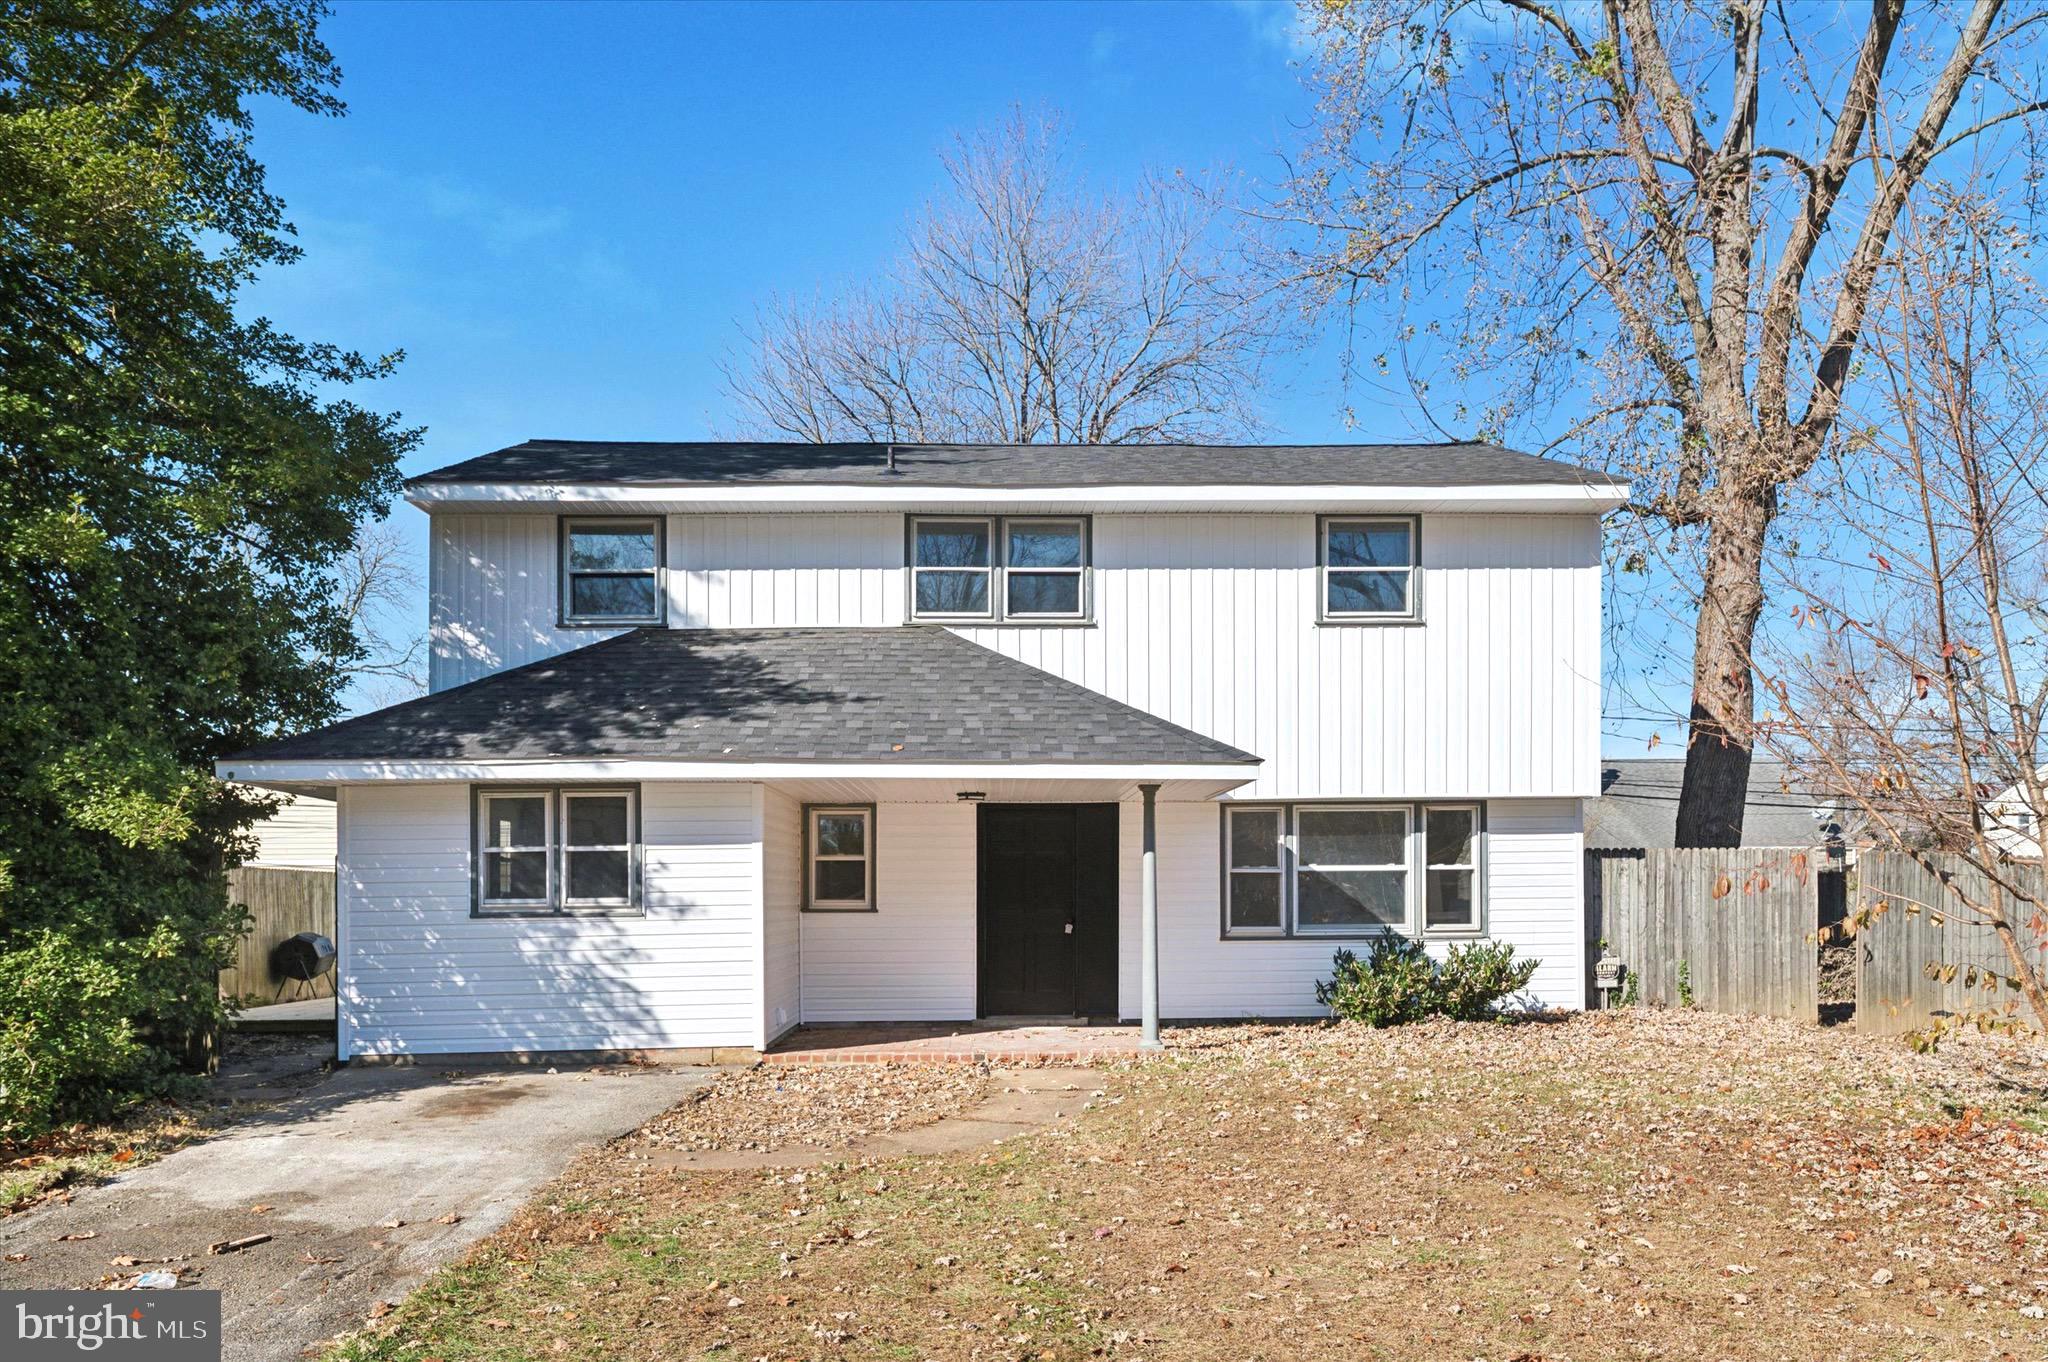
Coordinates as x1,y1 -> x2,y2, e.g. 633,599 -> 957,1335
0,0 -> 414,1135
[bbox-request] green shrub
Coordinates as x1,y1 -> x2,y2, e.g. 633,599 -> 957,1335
0,934 -> 143,1138
1315,937 -> 1540,1026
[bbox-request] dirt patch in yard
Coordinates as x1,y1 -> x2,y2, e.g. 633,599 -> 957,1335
622,1060 -> 1000,1154
331,1012 -> 2048,1362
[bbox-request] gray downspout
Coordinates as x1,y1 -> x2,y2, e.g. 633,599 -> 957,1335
1140,783 -> 1162,1050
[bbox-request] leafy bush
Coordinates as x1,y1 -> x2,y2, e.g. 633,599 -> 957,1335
1315,937 -> 1540,1026
0,934 -> 143,1138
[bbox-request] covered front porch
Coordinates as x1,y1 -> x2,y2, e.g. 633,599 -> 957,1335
761,773 -> 1250,1051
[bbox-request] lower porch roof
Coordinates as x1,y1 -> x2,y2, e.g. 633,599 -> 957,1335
218,627 -> 1260,801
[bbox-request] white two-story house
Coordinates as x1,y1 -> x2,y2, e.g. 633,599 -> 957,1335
218,440 -> 1624,1060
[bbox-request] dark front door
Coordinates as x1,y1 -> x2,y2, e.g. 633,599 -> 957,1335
978,804 -> 1119,1018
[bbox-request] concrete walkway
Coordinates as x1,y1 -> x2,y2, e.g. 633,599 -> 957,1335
0,1060 -> 710,1361
646,1067 -> 1100,1171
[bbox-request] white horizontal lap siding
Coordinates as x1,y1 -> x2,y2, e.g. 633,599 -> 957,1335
246,792 -> 336,868
761,788 -> 802,1045
1120,797 -> 1586,1019
429,512 -> 627,691
337,782 -> 762,1055
670,513 -> 903,627
799,802 -> 976,1022
1482,799 -> 1587,1010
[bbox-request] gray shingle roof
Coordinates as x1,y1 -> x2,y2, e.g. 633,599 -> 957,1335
227,628 -> 1259,767
1584,758 -> 1842,849
408,439 -> 1615,489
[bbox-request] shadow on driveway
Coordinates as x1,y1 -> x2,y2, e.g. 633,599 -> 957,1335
0,1052 -> 714,1361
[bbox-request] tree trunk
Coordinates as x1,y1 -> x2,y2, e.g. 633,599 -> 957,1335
1675,490 -> 1774,847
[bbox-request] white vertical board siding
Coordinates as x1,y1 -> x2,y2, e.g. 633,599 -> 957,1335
1117,797 -> 1585,1019
761,788 -> 803,1045
670,513 -> 904,628
799,801 -> 977,1021
430,508 -> 1602,797
337,782 -> 762,1055
428,513 -> 626,691
956,514 -> 1602,800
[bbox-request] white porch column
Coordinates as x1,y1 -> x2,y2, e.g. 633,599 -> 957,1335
1139,782 -> 1162,1050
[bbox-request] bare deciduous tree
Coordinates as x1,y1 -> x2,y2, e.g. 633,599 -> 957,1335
725,111 -> 1276,445
330,523 -> 425,704
1267,0 -> 2045,845
1756,187 -> 2048,1034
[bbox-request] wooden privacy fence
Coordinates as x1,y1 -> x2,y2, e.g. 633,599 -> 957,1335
1586,847 -> 1821,1023
1853,852 -> 2045,1037
220,866 -> 336,1002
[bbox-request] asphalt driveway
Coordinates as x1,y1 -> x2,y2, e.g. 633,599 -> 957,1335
0,1049 -> 712,1360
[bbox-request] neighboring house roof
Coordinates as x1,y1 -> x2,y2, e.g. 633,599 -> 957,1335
407,439 -> 1615,490
1585,758 -> 1841,849
225,628 -> 1258,767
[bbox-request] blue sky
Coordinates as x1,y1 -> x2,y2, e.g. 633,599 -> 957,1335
244,0 -> 1655,748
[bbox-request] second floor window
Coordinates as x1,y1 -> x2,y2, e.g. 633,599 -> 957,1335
561,518 -> 663,626
1320,516 -> 1418,621
909,515 -> 1090,622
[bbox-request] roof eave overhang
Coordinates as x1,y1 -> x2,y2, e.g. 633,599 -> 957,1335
404,481 -> 1632,515
216,757 -> 1260,787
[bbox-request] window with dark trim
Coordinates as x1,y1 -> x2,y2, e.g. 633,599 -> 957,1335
1319,515 -> 1419,622
908,515 -> 1091,623
473,786 -> 642,915
803,804 -> 876,910
560,518 -> 664,626
1221,801 -> 1484,938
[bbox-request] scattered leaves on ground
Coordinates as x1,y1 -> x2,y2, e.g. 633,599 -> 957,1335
623,1062 -> 998,1154
331,1012 -> 2048,1362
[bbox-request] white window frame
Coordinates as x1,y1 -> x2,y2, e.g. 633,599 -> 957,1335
804,805 -> 875,911
1292,804 -> 1413,936
476,789 -> 554,911
560,517 -> 664,627
908,516 -> 997,621
1223,805 -> 1287,937
1001,517 -> 1089,620
561,788 -> 639,909
1319,515 -> 1419,623
1422,803 -> 1482,934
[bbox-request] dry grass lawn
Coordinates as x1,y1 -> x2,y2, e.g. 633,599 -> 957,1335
334,1012 -> 2048,1362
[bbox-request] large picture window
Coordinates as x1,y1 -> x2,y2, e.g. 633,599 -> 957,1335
1295,807 -> 1409,932
1222,801 -> 1484,938
474,786 -> 641,915
1320,516 -> 1418,621
804,805 -> 875,910
908,515 -> 1090,623
561,518 -> 664,626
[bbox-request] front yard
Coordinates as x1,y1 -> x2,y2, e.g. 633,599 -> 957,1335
336,1012 -> 2048,1361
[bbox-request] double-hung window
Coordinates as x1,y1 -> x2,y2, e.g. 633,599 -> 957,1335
1424,805 -> 1480,930
805,805 -> 875,910
1002,518 -> 1087,618
1222,802 -> 1484,938
474,786 -> 641,915
908,515 -> 1089,622
1320,516 -> 1418,621
1225,807 -> 1285,934
561,518 -> 664,626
